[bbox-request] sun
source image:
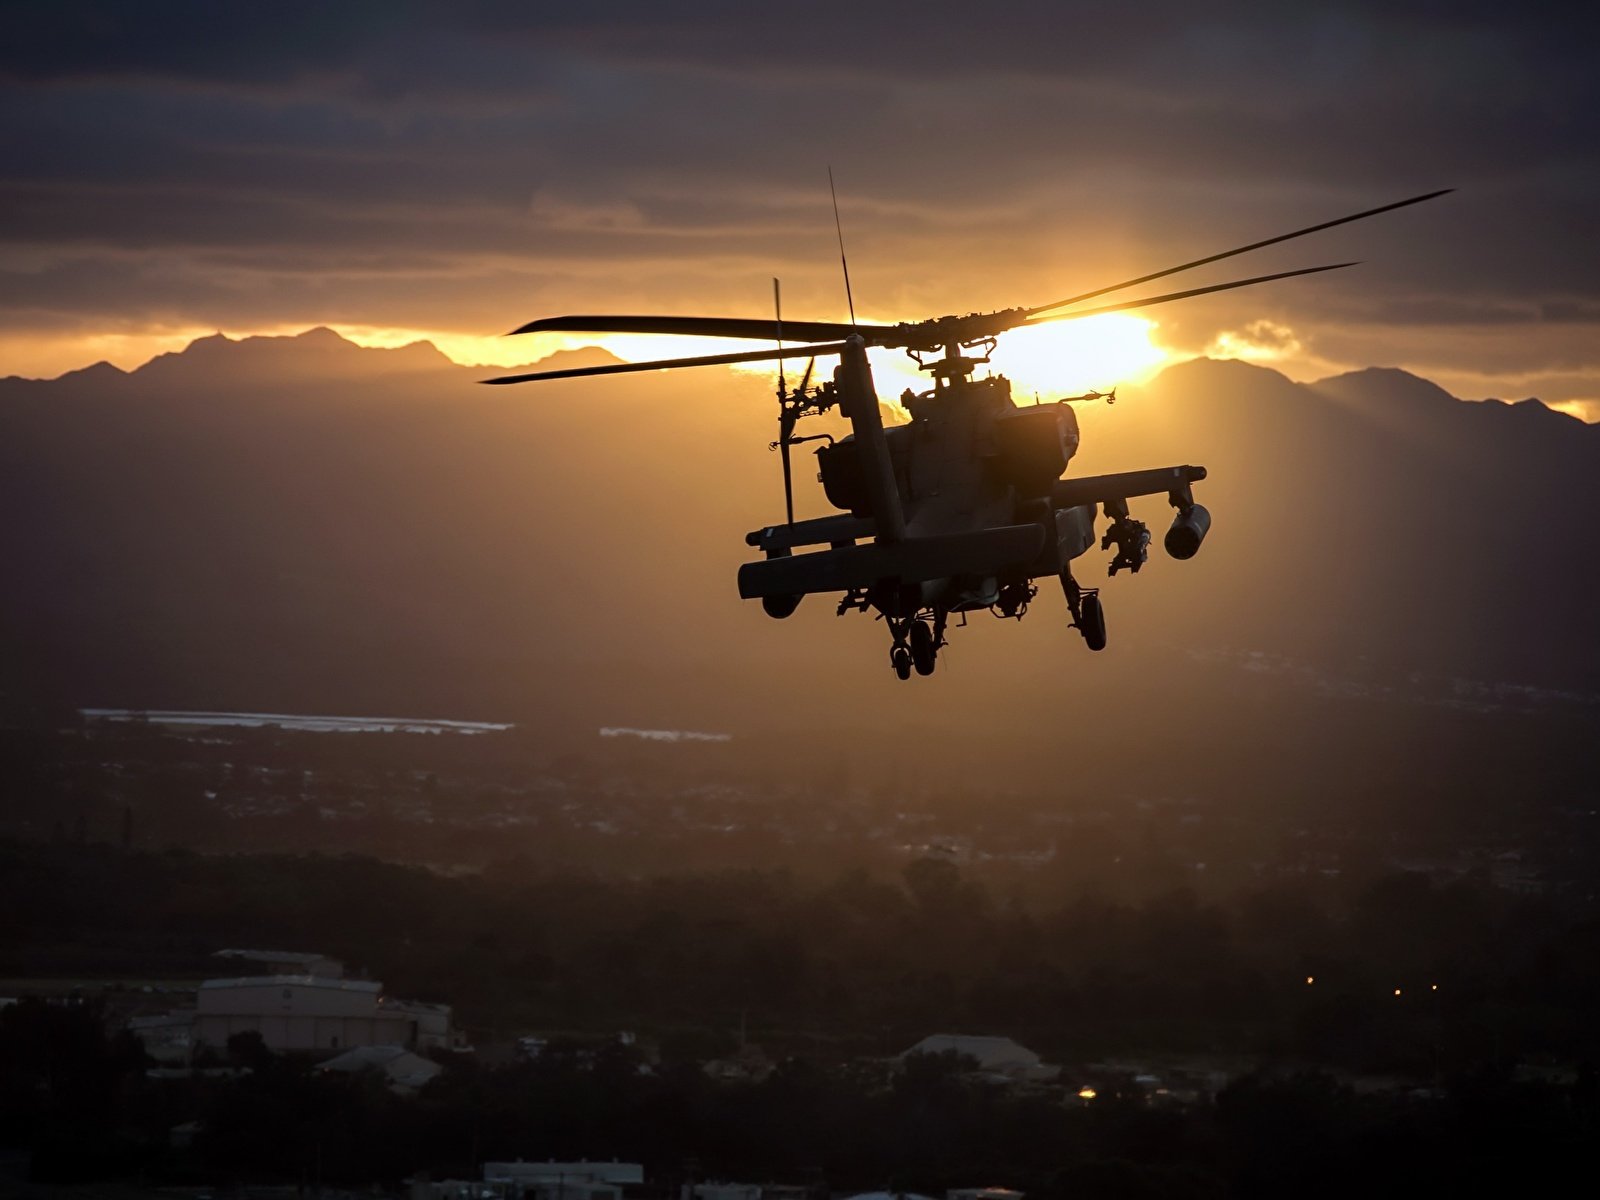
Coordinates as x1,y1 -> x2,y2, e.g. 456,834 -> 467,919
982,314 -> 1169,399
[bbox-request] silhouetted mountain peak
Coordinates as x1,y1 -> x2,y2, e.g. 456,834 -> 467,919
1311,366 -> 1459,412
57,360 -> 127,384
1154,356 -> 1295,391
1481,395 -> 1584,426
499,345 -> 625,374
129,327 -> 454,388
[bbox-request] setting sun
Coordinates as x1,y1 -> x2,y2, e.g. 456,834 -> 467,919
985,314 -> 1169,398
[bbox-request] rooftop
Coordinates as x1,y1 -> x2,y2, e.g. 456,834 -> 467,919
214,949 -> 332,965
200,974 -> 381,993
900,1034 -> 1042,1070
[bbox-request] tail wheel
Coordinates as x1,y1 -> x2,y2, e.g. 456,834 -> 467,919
892,647 -> 913,680
909,619 -> 937,676
1080,593 -> 1107,651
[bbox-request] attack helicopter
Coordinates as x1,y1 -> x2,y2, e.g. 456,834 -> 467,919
486,188 -> 1449,679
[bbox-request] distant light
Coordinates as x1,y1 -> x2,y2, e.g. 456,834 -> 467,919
1305,975 -> 1315,985
1394,988 -> 1402,996
1078,1086 -> 1097,1100
1431,984 -> 1439,991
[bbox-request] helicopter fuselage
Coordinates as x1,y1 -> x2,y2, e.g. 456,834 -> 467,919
739,339 -> 1207,671
820,370 -> 1092,613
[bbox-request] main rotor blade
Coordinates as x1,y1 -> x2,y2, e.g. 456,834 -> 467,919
1022,262 -> 1359,326
1024,189 -> 1451,318
481,340 -> 849,385
510,314 -> 869,343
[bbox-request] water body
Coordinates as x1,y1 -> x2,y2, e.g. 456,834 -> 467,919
80,709 -> 514,735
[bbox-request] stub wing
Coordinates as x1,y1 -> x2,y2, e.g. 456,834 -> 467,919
1050,465 -> 1207,510
737,525 -> 1044,599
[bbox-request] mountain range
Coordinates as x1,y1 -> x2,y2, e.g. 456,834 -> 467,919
2,328 -> 1596,800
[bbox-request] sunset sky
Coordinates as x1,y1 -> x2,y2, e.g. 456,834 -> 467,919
3,2 -> 1597,414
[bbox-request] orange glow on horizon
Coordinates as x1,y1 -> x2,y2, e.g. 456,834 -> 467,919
1548,398 -> 1600,423
3,314 -> 1171,400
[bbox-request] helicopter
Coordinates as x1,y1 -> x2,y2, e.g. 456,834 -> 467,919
485,188 -> 1449,679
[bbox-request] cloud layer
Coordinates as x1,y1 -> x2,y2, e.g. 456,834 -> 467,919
2,2 -> 1597,401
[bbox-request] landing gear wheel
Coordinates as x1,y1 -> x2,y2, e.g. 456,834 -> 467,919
910,620 -> 936,676
892,647 -> 913,680
1080,593 -> 1107,652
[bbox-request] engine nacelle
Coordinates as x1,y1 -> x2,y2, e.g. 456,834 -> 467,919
761,593 -> 803,619
1164,504 -> 1211,560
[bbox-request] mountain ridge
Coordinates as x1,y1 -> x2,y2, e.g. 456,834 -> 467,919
12,328 -> 1590,431
2,327 -> 626,389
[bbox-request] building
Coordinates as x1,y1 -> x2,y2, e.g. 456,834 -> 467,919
196,979 -> 403,1049
482,1161 -> 644,1200
900,1034 -> 1040,1072
127,1010 -> 196,1063
317,1043 -> 443,1094
409,1162 -> 646,1200
396,998 -> 463,1050
684,1185 -> 810,1200
410,1181 -> 514,1200
898,1034 -> 1058,1084
195,975 -> 415,1052
127,948 -> 467,1058
684,1186 -> 761,1200
194,976 -> 467,1053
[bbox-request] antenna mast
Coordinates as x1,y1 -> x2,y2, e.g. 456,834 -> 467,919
828,166 -> 857,327
773,277 -> 795,526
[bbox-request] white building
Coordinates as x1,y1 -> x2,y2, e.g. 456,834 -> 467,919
196,975 -> 412,1052
683,1185 -> 760,1200
131,951 -> 467,1057
898,1034 -> 1058,1084
317,1044 -> 443,1094
900,1034 -> 1041,1072
481,1161 -> 644,1200
393,998 -> 459,1050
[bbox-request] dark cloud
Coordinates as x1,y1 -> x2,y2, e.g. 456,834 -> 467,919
1,1 -> 1596,398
